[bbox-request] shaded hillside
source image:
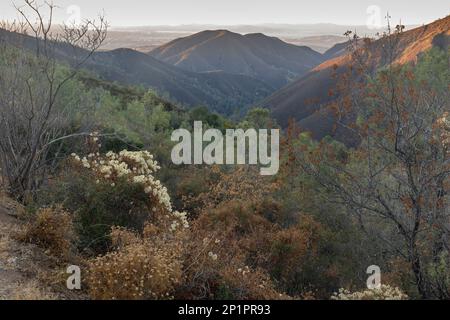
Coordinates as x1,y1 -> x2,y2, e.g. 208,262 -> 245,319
323,40 -> 351,60
78,73 -> 182,112
150,30 -> 324,88
0,28 -> 272,115
262,16 -> 450,140
88,48 -> 273,114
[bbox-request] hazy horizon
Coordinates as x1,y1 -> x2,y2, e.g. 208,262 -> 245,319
1,0 -> 448,28
109,21 -> 420,29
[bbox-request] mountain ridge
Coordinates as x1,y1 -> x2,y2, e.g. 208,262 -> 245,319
262,16 -> 450,140
0,28 -> 273,114
149,29 -> 325,88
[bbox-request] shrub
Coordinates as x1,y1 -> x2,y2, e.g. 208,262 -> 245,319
86,227 -> 183,300
47,146 -> 188,254
178,200 -> 288,299
70,149 -> 188,230
331,285 -> 408,300
217,265 -> 289,300
184,166 -> 278,215
18,206 -> 76,259
260,214 -> 353,298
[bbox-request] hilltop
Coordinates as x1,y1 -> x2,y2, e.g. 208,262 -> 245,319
0,28 -> 273,115
150,30 -> 324,88
262,16 -> 450,140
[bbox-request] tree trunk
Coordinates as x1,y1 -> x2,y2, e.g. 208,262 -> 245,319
411,248 -> 428,299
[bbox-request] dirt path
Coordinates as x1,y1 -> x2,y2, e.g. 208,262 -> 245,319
0,219 -> 23,299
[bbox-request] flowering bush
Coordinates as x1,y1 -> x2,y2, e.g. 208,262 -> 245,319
52,148 -> 189,254
66,147 -> 191,299
331,285 -> 408,300
71,150 -> 188,230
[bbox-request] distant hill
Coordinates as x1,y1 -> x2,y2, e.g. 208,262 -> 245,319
262,16 -> 450,142
290,35 -> 348,53
322,40 -> 351,60
149,30 -> 324,88
88,48 -> 273,114
0,28 -> 273,114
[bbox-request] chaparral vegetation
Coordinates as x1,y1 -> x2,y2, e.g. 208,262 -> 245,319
0,1 -> 448,300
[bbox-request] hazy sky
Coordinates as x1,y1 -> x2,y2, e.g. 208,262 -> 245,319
0,0 -> 448,26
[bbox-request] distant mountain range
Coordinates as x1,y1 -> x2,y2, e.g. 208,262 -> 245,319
0,27 -> 332,114
107,23 -> 417,51
1,16 -> 447,134
0,28 -> 273,114
88,48 -> 274,114
262,16 -> 450,142
149,30 -> 324,89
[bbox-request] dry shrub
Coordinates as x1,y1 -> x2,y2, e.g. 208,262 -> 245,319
178,200 -> 288,299
262,215 -> 323,287
182,166 -> 279,215
76,149 -> 188,300
218,265 -> 290,300
18,206 -> 76,260
179,198 -> 329,299
383,257 -> 414,290
110,226 -> 141,249
86,226 -> 184,300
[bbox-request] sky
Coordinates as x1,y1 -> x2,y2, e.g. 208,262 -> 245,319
0,0 -> 448,27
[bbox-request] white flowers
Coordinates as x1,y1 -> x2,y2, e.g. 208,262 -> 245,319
81,157 -> 91,168
172,211 -> 189,229
331,285 -> 408,300
208,251 -> 218,261
437,112 -> 450,148
133,175 -> 146,184
237,266 -> 250,276
71,149 -> 189,231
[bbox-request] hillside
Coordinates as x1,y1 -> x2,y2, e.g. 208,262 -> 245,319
262,16 -> 450,140
88,48 -> 273,114
149,30 -> 324,88
0,28 -> 272,115
322,40 -> 351,60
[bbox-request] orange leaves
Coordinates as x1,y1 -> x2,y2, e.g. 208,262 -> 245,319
400,195 -> 415,213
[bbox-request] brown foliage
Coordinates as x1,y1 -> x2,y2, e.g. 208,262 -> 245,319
86,226 -> 183,300
182,166 -> 279,215
17,206 -> 76,260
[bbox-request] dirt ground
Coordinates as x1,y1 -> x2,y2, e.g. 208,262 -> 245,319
0,192 -> 85,300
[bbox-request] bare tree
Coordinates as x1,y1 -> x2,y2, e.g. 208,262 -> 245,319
0,0 -> 107,201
